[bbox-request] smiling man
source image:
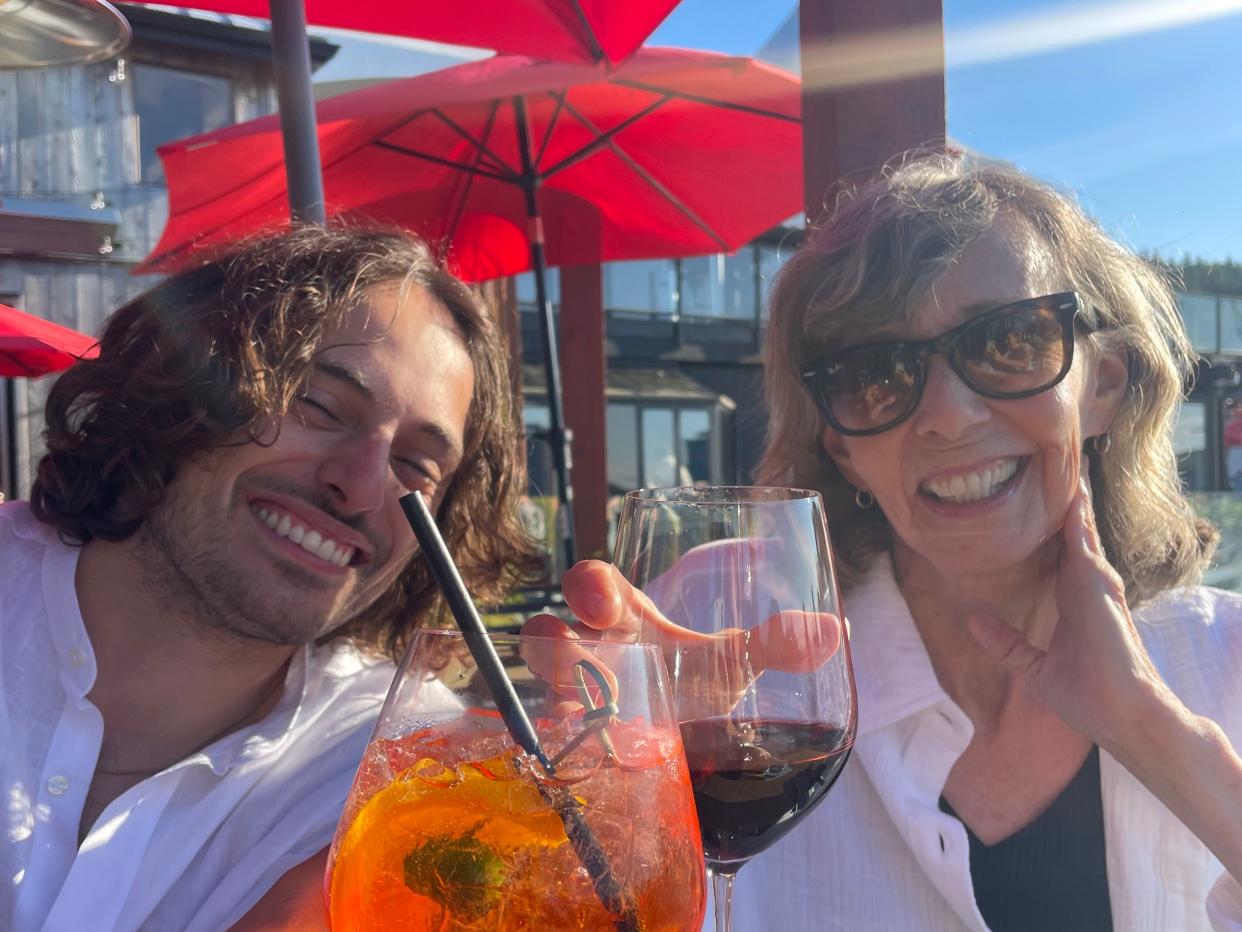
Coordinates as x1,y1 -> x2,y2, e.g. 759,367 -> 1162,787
0,227 -> 539,931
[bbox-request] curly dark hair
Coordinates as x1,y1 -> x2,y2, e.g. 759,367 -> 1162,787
31,225 -> 542,660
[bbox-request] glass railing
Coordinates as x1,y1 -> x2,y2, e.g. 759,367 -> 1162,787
1190,492 -> 1242,592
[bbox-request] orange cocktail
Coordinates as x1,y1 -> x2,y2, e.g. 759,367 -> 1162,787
325,628 -> 707,932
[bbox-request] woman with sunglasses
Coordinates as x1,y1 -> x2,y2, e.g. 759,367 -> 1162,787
551,151 -> 1242,929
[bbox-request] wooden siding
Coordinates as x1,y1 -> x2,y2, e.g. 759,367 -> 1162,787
0,26 -> 279,498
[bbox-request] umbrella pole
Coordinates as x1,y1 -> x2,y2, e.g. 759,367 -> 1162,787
514,97 -> 576,574
3,379 -> 15,499
268,0 -> 326,224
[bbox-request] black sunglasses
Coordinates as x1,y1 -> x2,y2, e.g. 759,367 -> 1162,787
800,293 -> 1084,437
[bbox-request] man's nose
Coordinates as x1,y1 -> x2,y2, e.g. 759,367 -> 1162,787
316,431 -> 398,514
913,355 -> 991,440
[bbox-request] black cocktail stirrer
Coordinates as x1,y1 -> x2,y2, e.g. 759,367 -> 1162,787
400,491 -> 641,932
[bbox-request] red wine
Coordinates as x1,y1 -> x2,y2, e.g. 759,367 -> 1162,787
680,718 -> 852,870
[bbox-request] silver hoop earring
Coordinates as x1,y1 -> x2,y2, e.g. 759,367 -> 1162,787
855,489 -> 875,510
1092,433 -> 1112,455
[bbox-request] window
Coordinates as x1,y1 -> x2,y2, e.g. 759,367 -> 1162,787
515,269 -> 561,309
606,403 -> 640,495
1221,297 -> 1242,356
1179,293 -> 1219,354
604,260 -> 677,316
678,409 -> 712,485
1174,401 -> 1209,491
758,244 -> 792,319
680,251 -> 757,320
604,400 -> 724,552
134,64 -> 232,184
641,408 -> 678,487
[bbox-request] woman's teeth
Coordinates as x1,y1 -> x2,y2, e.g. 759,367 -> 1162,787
254,505 -> 354,567
921,459 -> 1020,503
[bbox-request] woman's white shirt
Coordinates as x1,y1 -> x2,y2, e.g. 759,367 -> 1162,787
714,555 -> 1242,931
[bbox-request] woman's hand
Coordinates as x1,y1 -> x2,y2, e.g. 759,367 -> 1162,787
968,474 -> 1242,882
523,557 -> 843,718
965,473 -> 1172,743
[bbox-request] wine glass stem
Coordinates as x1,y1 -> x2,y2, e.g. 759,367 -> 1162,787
711,868 -> 736,932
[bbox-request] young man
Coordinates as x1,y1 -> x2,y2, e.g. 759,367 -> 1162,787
0,227 -> 539,931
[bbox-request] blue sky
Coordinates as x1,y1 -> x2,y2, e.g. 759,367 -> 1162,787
652,0 -> 1242,262
316,0 -> 1242,262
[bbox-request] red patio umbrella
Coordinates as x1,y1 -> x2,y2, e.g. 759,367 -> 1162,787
0,302 -> 99,378
140,47 -> 801,276
126,0 -> 683,229
138,47 -> 802,567
129,0 -> 681,67
1,302 -> 98,498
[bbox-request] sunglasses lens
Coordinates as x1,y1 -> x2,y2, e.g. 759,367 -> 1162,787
956,303 -> 1069,395
819,346 -> 919,433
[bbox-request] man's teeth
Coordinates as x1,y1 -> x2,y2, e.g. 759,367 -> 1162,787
254,505 -> 354,567
922,459 -> 1019,503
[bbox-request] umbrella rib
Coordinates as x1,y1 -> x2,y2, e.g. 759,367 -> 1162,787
372,141 -> 515,182
431,108 -> 521,181
560,99 -> 730,251
537,96 -> 668,181
531,91 -> 569,172
444,101 -> 503,242
567,0 -> 607,63
612,79 -> 801,123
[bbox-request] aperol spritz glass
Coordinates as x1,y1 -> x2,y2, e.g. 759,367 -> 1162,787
325,630 -> 706,931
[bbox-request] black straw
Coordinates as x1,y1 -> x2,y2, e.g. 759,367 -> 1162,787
400,492 -> 641,931
401,491 -> 549,768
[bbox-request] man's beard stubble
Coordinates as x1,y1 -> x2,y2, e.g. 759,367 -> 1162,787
137,487 -> 333,647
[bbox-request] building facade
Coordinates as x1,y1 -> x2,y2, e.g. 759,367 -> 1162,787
0,6 -> 334,499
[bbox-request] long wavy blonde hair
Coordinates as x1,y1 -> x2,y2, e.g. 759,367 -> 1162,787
758,151 -> 1216,603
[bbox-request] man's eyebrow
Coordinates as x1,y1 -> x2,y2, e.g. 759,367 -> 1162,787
313,359 -> 375,402
313,359 -> 464,466
416,422 -> 464,467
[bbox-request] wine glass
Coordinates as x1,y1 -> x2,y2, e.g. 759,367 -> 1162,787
613,486 -> 857,932
324,629 -> 707,931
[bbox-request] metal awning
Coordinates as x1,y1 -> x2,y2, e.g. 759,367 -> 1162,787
0,198 -> 120,260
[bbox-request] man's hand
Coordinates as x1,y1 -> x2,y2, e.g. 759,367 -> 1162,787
524,557 -> 843,718
229,848 -> 329,931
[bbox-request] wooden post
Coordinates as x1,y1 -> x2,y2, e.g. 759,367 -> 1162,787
799,0 -> 946,224
559,262 -> 609,561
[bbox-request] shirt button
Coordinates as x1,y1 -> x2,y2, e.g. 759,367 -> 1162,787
47,775 -> 70,796
67,649 -> 87,668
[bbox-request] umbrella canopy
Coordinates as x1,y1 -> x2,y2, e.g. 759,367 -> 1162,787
0,303 -> 99,378
139,47 -> 802,278
127,0 -> 680,66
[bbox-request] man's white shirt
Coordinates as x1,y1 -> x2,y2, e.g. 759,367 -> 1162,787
0,501 -> 395,931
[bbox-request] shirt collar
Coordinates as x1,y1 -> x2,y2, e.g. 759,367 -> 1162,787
846,553 -> 952,736
42,527 -> 97,696
175,644 -> 314,776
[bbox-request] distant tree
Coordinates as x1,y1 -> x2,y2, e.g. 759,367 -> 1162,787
1147,253 -> 1242,297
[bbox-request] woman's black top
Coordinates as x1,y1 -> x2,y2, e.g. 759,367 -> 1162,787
938,746 -> 1114,932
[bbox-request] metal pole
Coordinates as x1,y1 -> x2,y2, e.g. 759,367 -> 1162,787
269,0 -> 326,223
514,96 -> 576,572
2,379 -> 14,500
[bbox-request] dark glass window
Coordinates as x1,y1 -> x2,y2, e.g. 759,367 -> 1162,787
134,64 -> 232,184
758,244 -> 792,319
604,260 -> 677,315
680,251 -> 757,320
515,269 -> 561,308
1175,400 -> 1209,491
